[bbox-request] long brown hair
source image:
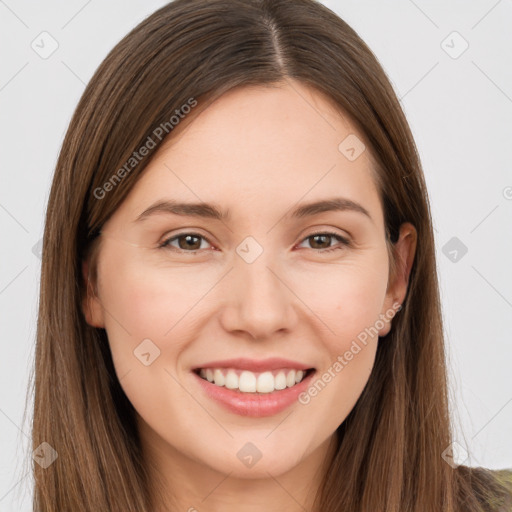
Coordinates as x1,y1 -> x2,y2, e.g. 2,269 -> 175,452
28,0 -> 510,510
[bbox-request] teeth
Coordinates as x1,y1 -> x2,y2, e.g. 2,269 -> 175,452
239,371 -> 257,392
225,370 -> 238,390
274,372 -> 287,390
256,371 -> 274,393
197,368 -> 308,393
213,369 -> 225,387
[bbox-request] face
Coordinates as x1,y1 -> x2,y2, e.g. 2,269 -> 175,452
84,79 -> 414,482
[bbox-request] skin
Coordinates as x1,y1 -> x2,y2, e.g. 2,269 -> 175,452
83,79 -> 417,512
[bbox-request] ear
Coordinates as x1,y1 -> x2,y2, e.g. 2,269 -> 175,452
378,222 -> 417,337
81,259 -> 105,328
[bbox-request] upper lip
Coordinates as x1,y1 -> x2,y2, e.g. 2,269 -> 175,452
192,358 -> 314,372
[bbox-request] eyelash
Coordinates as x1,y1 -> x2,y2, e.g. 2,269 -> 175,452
159,231 -> 351,254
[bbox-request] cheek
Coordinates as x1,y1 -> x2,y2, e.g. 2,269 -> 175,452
290,252 -> 388,418
291,251 -> 389,346
98,248 -> 213,340
95,251 -> 206,430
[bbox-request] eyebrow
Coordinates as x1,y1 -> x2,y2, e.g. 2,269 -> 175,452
135,197 -> 373,223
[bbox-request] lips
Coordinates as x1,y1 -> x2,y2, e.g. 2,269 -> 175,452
192,357 -> 313,373
192,357 -> 314,393
195,367 -> 313,393
190,357 -> 316,417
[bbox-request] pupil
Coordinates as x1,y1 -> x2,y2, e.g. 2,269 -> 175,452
312,234 -> 329,249
180,235 -> 200,250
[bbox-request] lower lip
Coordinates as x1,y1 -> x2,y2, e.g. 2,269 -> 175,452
192,370 -> 316,417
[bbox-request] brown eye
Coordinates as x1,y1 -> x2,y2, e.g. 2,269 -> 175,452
309,234 -> 332,249
160,233 -> 210,252
298,232 -> 350,253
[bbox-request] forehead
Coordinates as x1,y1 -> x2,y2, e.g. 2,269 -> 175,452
105,80 -> 384,230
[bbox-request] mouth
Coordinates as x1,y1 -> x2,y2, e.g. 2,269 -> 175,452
191,364 -> 317,417
192,367 -> 316,394
190,357 -> 317,417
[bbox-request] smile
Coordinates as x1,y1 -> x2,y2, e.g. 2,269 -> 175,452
195,367 -> 312,393
191,358 -> 317,417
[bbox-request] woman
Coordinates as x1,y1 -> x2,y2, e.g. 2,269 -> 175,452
29,0 -> 512,510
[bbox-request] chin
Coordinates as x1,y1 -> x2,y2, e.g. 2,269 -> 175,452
200,441 -> 307,480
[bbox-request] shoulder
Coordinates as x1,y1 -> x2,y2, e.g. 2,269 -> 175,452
491,469 -> 512,489
486,469 -> 512,511
455,465 -> 512,511
473,467 -> 512,512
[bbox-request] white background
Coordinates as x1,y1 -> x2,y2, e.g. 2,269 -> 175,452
1,0 -> 511,509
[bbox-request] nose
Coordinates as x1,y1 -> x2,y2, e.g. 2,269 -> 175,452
219,249 -> 298,340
